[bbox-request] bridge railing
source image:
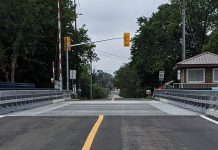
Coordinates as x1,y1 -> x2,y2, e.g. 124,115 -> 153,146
173,83 -> 218,89
0,90 -> 71,115
154,89 -> 218,113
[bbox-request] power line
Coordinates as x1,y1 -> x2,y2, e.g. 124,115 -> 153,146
97,51 -> 130,61
95,49 -> 130,59
96,53 -> 130,62
96,51 -> 129,60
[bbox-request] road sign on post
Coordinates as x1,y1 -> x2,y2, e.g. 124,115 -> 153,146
70,70 -> 76,80
159,71 -> 165,81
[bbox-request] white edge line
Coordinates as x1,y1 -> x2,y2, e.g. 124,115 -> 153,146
0,115 -> 5,118
200,115 -> 218,125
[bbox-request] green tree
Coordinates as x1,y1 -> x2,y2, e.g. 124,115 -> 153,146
114,0 -> 218,97
129,0 -> 218,90
0,0 -> 96,90
114,64 -> 143,98
92,84 -> 108,99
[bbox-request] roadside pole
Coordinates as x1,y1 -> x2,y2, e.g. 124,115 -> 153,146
52,61 -> 55,87
90,59 -> 92,100
57,0 -> 62,90
182,0 -> 186,61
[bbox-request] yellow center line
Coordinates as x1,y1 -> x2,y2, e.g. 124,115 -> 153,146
82,115 -> 104,150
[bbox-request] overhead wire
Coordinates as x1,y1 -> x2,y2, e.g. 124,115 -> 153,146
96,53 -> 130,62
95,49 -> 130,60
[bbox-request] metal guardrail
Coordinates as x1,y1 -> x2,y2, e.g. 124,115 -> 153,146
173,83 -> 218,89
0,82 -> 35,89
154,89 -> 218,113
0,90 -> 71,115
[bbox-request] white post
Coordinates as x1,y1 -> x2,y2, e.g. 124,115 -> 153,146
90,59 -> 92,100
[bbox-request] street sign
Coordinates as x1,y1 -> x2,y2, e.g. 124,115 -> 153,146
54,81 -> 60,89
159,71 -> 165,81
70,70 -> 76,79
177,70 -> 181,80
146,90 -> 151,95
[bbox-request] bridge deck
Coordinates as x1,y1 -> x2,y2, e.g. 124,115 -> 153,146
0,99 -> 217,150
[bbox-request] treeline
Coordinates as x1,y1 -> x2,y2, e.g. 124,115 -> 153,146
114,0 -> 218,98
0,0 -> 108,99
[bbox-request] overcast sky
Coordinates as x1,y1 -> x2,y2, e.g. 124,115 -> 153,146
76,0 -> 169,74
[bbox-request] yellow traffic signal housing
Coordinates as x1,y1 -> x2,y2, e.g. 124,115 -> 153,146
64,36 -> 71,51
124,32 -> 130,47
67,36 -> 71,50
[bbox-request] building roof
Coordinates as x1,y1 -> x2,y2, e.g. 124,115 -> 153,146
175,52 -> 218,69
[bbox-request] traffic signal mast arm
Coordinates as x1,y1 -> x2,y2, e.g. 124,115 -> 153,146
70,34 -> 130,48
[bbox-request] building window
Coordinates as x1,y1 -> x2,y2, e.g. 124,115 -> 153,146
213,68 -> 218,82
187,69 -> 205,83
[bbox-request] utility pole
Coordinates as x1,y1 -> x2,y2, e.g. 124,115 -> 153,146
57,0 -> 63,90
52,61 -> 55,87
74,0 -> 79,97
90,59 -> 92,100
74,0 -> 77,30
182,0 -> 186,61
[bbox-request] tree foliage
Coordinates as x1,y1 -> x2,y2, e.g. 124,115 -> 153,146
114,0 -> 218,97
0,0 -> 96,91
114,64 -> 143,98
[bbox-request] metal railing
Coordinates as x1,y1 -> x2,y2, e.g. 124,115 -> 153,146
0,90 -> 71,115
173,83 -> 218,89
154,89 -> 218,113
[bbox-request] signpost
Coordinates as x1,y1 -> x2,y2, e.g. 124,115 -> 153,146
159,71 -> 165,81
159,71 -> 165,86
146,90 -> 151,97
70,70 -> 76,80
70,70 -> 77,96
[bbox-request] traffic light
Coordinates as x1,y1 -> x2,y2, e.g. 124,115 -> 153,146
124,32 -> 130,47
64,37 -> 67,51
64,36 -> 71,51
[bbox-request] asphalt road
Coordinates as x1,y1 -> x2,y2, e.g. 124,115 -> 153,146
0,99 -> 218,150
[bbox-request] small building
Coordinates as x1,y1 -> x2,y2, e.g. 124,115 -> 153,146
174,52 -> 218,89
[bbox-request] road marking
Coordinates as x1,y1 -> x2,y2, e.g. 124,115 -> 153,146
82,115 -> 104,150
111,98 -> 115,101
0,115 -> 5,118
200,115 -> 218,125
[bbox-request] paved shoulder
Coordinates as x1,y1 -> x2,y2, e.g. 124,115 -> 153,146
7,101 -> 74,116
148,100 -> 199,115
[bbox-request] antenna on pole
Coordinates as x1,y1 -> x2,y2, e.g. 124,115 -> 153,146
182,0 -> 186,60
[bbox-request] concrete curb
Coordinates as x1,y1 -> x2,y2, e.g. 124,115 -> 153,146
206,109 -> 218,118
